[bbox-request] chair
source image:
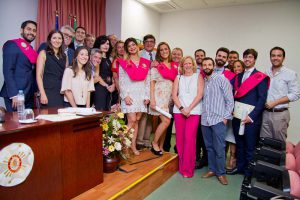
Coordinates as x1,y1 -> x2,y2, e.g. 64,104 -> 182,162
241,143 -> 300,200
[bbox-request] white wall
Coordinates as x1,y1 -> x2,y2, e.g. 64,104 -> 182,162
121,0 -> 160,42
106,0 -> 122,38
0,0 -> 38,108
159,0 -> 300,142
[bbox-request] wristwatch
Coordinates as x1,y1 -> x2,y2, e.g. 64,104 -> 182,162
179,106 -> 184,111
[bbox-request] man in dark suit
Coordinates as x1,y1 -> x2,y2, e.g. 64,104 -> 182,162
229,49 -> 269,182
0,20 -> 38,112
69,26 -> 86,50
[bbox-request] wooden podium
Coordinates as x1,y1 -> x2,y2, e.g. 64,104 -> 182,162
0,109 -> 103,200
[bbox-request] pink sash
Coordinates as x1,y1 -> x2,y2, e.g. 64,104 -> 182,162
223,70 -> 236,81
234,71 -> 269,98
118,57 -> 150,81
156,62 -> 178,81
11,38 -> 38,64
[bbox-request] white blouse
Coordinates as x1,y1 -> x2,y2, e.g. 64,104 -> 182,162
173,73 -> 202,115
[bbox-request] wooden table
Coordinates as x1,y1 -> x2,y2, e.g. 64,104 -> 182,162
0,108 -> 103,200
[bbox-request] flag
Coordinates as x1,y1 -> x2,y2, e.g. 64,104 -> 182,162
73,16 -> 77,30
55,11 -> 59,31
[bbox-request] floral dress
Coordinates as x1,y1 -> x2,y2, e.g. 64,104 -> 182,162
149,67 -> 173,115
119,60 -> 150,113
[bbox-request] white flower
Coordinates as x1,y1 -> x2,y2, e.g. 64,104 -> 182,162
125,138 -> 131,147
112,119 -> 121,130
108,136 -> 114,144
114,142 -> 122,151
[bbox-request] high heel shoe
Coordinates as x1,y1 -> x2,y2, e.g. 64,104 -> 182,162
151,147 -> 163,156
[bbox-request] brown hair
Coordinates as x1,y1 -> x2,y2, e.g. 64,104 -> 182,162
155,42 -> 172,63
72,46 -> 92,81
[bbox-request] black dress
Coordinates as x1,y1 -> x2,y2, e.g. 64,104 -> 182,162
41,52 -> 66,108
94,57 -> 112,111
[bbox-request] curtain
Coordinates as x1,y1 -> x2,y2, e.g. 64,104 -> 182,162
36,0 -> 106,49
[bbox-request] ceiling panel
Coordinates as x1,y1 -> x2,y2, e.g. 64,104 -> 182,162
137,0 -> 285,13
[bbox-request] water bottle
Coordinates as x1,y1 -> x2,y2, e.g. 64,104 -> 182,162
17,90 -> 25,121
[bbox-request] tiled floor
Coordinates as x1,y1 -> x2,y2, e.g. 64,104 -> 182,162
146,167 -> 243,200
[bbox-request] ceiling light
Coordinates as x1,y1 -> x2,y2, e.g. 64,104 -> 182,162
140,0 -> 170,4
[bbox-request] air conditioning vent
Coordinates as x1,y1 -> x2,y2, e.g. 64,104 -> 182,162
150,1 -> 181,12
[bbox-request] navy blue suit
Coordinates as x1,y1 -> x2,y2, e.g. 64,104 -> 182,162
232,69 -> 268,176
0,40 -> 35,111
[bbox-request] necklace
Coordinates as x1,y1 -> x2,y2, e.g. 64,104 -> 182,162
183,75 -> 193,93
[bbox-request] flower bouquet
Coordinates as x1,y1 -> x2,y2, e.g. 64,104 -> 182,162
101,112 -> 133,159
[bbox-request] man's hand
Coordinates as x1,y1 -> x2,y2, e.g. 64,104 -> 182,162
242,116 -> 252,124
223,118 -> 228,125
265,101 -> 277,109
12,96 -> 18,109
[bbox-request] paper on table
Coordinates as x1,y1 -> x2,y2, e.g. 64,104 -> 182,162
36,114 -> 82,122
155,106 -> 172,119
57,107 -> 101,116
233,101 -> 255,120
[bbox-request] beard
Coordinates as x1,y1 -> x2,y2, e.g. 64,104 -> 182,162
204,68 -> 213,76
215,59 -> 226,67
22,33 -> 35,43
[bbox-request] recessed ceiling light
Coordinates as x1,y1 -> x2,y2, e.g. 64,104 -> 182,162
140,0 -> 170,4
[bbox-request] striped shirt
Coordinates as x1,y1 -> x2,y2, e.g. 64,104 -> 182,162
201,73 -> 234,126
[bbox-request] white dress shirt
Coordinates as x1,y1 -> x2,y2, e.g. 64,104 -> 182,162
266,66 -> 300,108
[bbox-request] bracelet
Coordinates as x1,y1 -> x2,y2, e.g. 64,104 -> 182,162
179,106 -> 184,111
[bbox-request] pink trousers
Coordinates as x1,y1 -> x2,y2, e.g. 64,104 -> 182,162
174,114 -> 200,177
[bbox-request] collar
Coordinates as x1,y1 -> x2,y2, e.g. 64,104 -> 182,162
267,65 -> 286,77
214,66 -> 224,73
205,72 -> 217,81
244,67 -> 255,74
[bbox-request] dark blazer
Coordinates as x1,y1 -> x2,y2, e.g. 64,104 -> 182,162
68,42 -> 75,51
234,68 -> 269,123
0,41 -> 35,109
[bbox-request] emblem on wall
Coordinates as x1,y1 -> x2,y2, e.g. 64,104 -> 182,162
0,143 -> 34,187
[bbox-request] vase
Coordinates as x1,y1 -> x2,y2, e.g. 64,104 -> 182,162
103,155 -> 120,173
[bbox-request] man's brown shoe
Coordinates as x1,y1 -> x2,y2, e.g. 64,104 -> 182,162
218,175 -> 228,185
202,171 -> 215,178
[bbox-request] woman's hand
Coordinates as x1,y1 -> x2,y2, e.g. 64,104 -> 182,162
40,93 -> 48,105
150,99 -> 156,110
144,99 -> 150,105
151,60 -> 159,68
181,107 -> 190,117
125,96 -> 133,105
107,84 -> 115,93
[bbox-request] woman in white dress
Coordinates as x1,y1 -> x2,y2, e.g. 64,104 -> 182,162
118,38 -> 151,155
150,42 -> 178,155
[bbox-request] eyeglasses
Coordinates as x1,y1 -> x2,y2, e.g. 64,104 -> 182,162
63,33 -> 73,39
144,40 -> 155,44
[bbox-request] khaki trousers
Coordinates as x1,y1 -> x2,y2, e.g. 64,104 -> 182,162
260,110 -> 290,142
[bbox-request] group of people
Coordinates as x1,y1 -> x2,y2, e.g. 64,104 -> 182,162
1,20 -> 300,186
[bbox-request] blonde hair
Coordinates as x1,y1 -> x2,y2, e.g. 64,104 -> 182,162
180,56 -> 197,74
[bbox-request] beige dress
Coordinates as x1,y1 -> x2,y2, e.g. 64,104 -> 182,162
61,68 -> 95,105
149,68 -> 173,115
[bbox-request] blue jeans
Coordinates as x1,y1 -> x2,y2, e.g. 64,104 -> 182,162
202,122 -> 226,176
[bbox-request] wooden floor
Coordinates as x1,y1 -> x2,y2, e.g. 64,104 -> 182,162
73,150 -> 178,200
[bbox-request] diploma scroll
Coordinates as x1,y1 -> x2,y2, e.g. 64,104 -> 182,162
239,110 -> 248,136
155,106 -> 172,119
233,101 -> 254,120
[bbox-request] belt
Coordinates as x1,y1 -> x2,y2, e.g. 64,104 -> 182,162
265,108 -> 288,112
